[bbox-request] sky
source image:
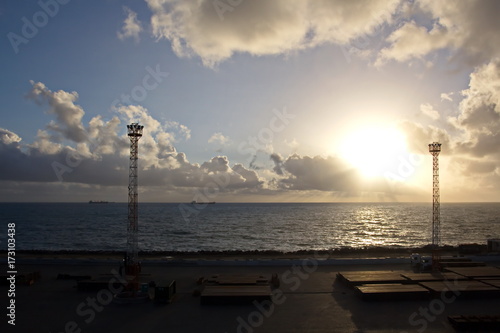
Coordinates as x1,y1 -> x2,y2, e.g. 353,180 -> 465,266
1,0 -> 499,203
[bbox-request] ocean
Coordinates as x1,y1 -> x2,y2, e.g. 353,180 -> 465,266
1,202 -> 499,252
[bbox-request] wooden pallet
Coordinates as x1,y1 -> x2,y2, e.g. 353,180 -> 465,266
445,266 -> 500,278
479,280 -> 500,288
419,280 -> 500,298
337,271 -> 409,287
449,315 -> 500,331
355,283 -> 430,301
401,272 -> 466,282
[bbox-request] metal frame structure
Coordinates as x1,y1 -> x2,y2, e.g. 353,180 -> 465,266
126,123 -> 143,291
428,142 -> 441,270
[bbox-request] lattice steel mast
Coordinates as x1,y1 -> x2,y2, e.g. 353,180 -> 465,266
428,142 -> 441,270
126,123 -> 143,291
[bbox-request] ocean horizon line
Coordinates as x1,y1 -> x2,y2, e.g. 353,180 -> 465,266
1,201 -> 500,204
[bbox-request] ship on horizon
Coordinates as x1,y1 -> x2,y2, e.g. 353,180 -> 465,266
89,200 -> 109,204
191,200 -> 215,205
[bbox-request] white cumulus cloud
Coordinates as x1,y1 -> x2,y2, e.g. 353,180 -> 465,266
208,132 -> 229,145
146,0 -> 400,67
376,0 -> 500,66
117,7 -> 143,42
440,92 -> 453,102
420,103 -> 440,120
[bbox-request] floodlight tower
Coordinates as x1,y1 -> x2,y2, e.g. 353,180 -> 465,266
428,142 -> 442,270
126,123 -> 143,291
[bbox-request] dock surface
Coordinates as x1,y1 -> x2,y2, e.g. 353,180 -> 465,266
7,260 -> 500,333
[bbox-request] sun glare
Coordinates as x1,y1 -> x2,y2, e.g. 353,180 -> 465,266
338,126 -> 407,178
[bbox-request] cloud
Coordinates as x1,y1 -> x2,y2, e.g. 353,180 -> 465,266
464,159 -> 497,174
165,120 -> 191,141
275,154 -> 360,192
420,103 -> 440,120
1,81 -> 434,201
14,77 -> 499,201
29,130 -> 64,155
1,82 -> 268,199
201,156 -> 230,173
376,0 -> 500,66
394,58 -> 500,200
27,81 -> 88,143
402,59 -> 500,159
446,156 -> 499,201
117,7 -> 143,42
87,115 -> 126,156
146,0 -> 400,67
440,92 -> 453,102
232,163 -> 262,186
452,59 -> 500,158
146,0 -> 499,70
0,128 -> 22,145
265,153 -> 420,200
208,132 -> 229,145
398,121 -> 451,157
270,152 -> 284,175
376,20 -> 451,66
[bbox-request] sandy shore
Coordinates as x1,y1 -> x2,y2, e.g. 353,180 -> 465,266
4,253 -> 500,332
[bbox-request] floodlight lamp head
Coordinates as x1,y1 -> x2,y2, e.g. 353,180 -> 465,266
127,123 -> 144,137
428,142 -> 441,153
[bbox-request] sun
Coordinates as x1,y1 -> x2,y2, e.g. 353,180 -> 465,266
338,125 -> 407,178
